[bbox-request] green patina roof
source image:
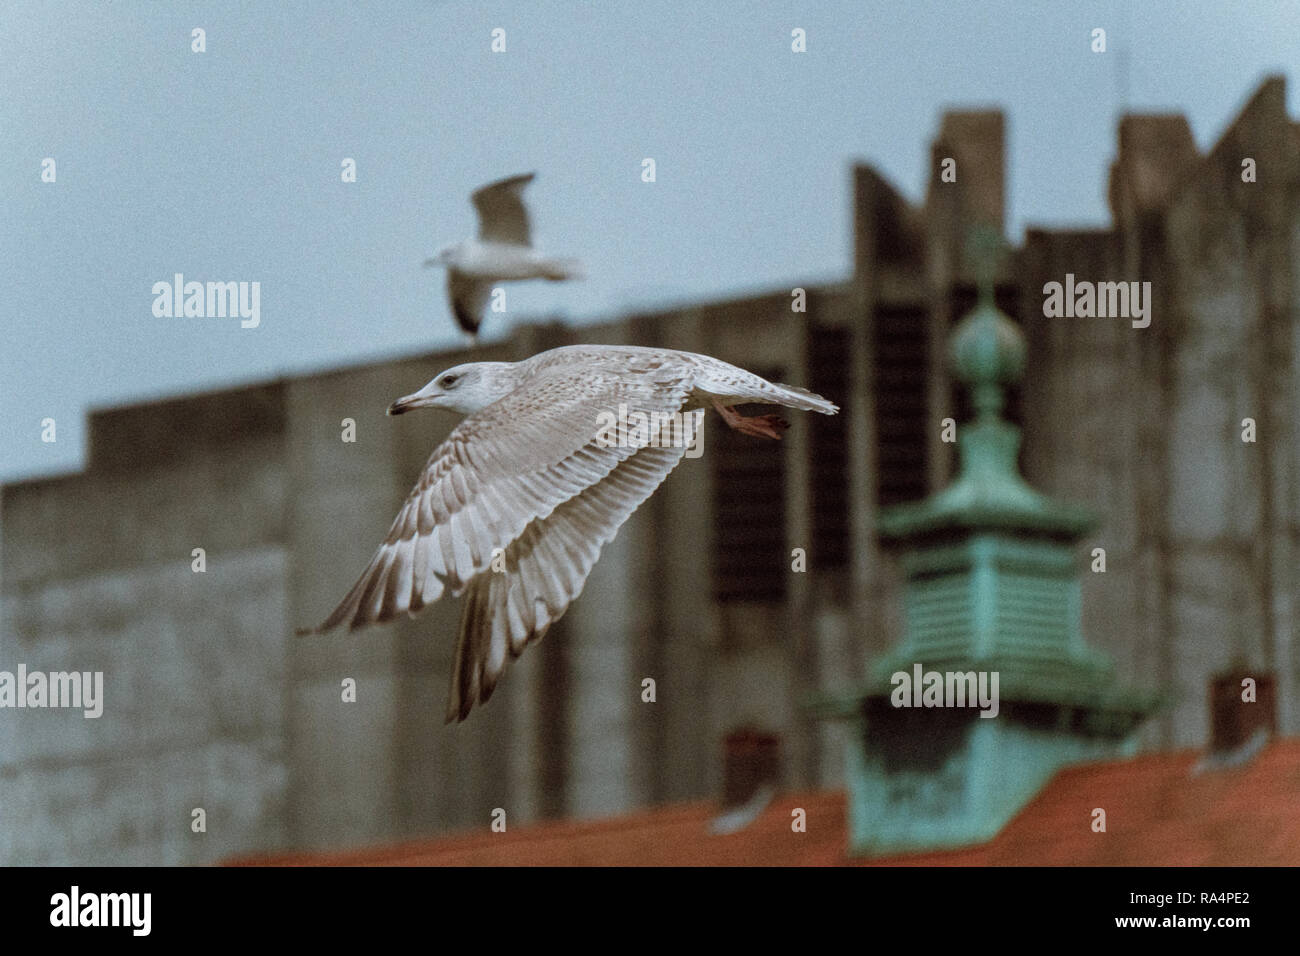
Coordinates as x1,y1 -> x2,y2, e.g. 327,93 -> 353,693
878,417 -> 1097,538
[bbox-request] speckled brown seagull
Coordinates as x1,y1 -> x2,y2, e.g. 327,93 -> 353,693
301,344 -> 837,722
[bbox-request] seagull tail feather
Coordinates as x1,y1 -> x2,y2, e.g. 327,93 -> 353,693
772,382 -> 839,415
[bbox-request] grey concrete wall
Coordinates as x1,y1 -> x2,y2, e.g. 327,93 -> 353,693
1017,229 -> 1161,724
1160,77 -> 1300,745
1,387 -> 291,865
1013,78 -> 1300,749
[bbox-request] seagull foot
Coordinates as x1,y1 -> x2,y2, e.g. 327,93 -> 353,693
713,401 -> 789,440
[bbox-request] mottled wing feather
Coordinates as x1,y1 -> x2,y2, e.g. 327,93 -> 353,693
306,367 -> 695,645
471,172 -> 534,246
447,412 -> 702,722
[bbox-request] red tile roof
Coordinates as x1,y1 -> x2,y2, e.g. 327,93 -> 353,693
230,739 -> 1300,866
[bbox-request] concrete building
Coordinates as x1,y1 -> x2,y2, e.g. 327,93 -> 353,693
2,76 -> 1297,865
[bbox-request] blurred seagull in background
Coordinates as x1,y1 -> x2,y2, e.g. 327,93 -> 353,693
301,344 -> 838,723
424,172 -> 584,337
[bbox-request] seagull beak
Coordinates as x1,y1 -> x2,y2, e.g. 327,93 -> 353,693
423,258 -> 442,268
388,382 -> 440,415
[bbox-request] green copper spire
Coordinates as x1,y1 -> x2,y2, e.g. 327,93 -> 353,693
875,225 -> 1104,688
952,227 -> 1025,423
878,231 -> 1094,539
812,225 -> 1157,859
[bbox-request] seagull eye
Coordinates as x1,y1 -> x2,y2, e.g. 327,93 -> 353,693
440,374 -> 459,388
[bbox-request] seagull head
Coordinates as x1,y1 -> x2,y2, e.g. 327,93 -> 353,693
388,361 -> 518,416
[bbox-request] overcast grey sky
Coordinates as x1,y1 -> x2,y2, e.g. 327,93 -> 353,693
2,1 -> 1297,482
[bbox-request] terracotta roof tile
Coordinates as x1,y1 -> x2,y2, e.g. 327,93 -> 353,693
229,739 -> 1300,866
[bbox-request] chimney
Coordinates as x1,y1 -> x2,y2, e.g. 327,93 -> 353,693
722,727 -> 781,807
1209,669 -> 1276,753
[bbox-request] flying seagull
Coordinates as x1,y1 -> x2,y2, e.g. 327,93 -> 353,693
301,344 -> 838,723
424,172 -> 583,336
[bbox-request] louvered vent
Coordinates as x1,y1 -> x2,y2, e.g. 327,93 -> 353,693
809,326 -> 850,570
711,366 -> 788,603
994,572 -> 1070,656
904,572 -> 972,659
873,305 -> 930,507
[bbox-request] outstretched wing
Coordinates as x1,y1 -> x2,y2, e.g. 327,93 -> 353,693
303,364 -> 697,649
471,172 -> 534,246
447,270 -> 491,335
448,410 -> 702,721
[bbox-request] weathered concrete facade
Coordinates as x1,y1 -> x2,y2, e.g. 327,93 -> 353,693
2,77 -> 1296,864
